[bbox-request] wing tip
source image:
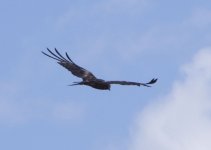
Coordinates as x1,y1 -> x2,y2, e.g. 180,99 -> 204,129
148,78 -> 158,84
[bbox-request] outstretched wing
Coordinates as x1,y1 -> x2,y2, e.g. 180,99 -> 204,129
106,78 -> 158,87
42,48 -> 97,81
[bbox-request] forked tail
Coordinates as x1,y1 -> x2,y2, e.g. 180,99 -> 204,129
68,81 -> 84,86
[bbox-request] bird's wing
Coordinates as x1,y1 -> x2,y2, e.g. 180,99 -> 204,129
42,48 -> 97,81
106,78 -> 158,87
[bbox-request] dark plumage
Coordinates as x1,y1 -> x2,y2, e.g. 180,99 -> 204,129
42,48 -> 158,90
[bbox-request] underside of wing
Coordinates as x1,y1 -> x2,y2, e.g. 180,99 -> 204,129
42,48 -> 97,81
106,78 -> 158,87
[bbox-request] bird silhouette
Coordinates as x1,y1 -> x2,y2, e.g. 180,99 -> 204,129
42,48 -> 157,90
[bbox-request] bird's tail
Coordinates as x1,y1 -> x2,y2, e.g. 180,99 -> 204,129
68,81 -> 84,86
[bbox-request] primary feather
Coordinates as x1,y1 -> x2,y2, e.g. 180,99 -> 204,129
42,48 -> 96,81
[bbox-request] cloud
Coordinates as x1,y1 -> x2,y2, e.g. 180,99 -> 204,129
96,0 -> 149,15
0,90 -> 85,125
56,0 -> 149,25
0,82 -> 28,125
0,50 -> 85,125
129,48 -> 211,150
188,8 -> 211,29
52,102 -> 85,121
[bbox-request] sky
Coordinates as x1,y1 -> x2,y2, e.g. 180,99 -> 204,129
1,0 -> 211,150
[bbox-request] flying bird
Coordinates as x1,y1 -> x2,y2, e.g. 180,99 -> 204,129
42,48 -> 157,90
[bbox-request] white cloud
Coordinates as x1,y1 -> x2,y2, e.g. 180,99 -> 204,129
129,48 -> 211,150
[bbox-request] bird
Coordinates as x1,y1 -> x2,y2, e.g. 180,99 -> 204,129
42,48 -> 157,90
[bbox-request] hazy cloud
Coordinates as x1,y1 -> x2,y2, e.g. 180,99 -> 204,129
0,83 -> 84,126
188,8 -> 211,29
129,48 -> 211,150
56,0 -> 149,26
95,0 -> 149,14
0,82 -> 28,125
52,102 -> 85,121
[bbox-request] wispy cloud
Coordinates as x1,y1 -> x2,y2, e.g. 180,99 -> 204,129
129,47 -> 211,150
188,8 -> 211,29
54,3 -> 211,64
0,82 -> 27,125
0,91 -> 85,125
52,102 -> 85,121
54,0 -> 152,63
0,50 -> 85,126
95,0 -> 149,15
56,0 -> 150,28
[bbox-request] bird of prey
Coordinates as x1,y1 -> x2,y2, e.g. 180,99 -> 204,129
42,48 -> 157,90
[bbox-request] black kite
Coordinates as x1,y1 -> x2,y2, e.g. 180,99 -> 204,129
42,48 -> 157,90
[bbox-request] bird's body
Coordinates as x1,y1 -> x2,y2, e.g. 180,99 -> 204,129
42,48 -> 157,90
73,79 -> 111,90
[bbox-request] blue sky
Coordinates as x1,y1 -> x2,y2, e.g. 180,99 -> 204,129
1,0 -> 211,150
